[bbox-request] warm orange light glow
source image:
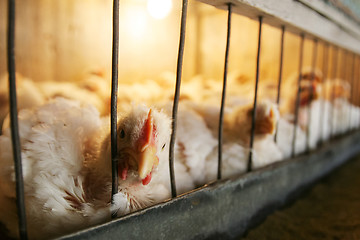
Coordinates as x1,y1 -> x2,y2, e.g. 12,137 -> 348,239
123,6 -> 147,38
147,0 -> 172,19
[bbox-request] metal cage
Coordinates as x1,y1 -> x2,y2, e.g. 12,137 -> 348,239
4,0 -> 360,239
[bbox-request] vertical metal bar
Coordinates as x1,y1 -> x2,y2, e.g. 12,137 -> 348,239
274,25 -> 285,143
346,52 -> 349,131
349,53 -> 355,130
356,55 -> 359,129
7,0 -> 28,239
110,0 -> 119,218
330,47 -> 338,137
343,50 -> 351,132
348,53 -> 354,131
169,0 -> 188,198
354,55 -> 360,129
291,34 -> 304,158
247,16 -> 262,172
318,43 -> 329,145
341,50 -> 347,81
218,3 -> 232,180
358,56 -> 360,129
306,39 -> 318,151
354,56 -> 359,130
358,55 -> 360,129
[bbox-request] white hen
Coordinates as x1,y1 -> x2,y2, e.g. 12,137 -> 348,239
0,99 -> 177,239
191,100 -> 284,183
0,73 -> 45,130
275,117 -> 306,159
159,101 -> 218,188
0,98 -> 106,239
38,81 -> 108,116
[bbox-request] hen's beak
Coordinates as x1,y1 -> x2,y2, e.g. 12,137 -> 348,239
267,107 -> 277,135
137,109 -> 159,185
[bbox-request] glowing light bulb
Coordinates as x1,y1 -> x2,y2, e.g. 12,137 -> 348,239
147,0 -> 172,19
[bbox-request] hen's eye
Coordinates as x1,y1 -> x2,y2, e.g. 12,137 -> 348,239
120,129 -> 125,139
162,143 -> 166,150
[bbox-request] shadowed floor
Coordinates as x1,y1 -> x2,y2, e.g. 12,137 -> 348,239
242,154 -> 360,240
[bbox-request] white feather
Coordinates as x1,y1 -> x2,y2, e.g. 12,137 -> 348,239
0,98 -> 108,239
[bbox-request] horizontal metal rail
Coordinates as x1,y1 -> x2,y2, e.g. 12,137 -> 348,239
198,0 -> 360,54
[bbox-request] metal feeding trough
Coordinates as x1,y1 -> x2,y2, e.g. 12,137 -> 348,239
59,132 -> 360,240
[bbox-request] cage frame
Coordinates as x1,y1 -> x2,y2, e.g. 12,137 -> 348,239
4,0 -> 360,239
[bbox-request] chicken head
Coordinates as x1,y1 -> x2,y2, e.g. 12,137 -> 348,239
116,106 -> 171,186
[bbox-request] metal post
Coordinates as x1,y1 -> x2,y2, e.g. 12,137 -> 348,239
341,50 -> 349,132
319,43 -> 329,145
291,34 -> 305,158
349,53 -> 355,130
110,0 -> 119,218
306,39 -> 318,151
218,3 -> 232,180
7,0 -> 28,238
330,47 -> 339,137
169,0 -> 188,198
248,16 -> 262,172
274,26 -> 285,143
354,55 -> 360,129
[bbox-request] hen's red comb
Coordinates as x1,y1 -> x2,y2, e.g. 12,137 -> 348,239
139,109 -> 154,152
